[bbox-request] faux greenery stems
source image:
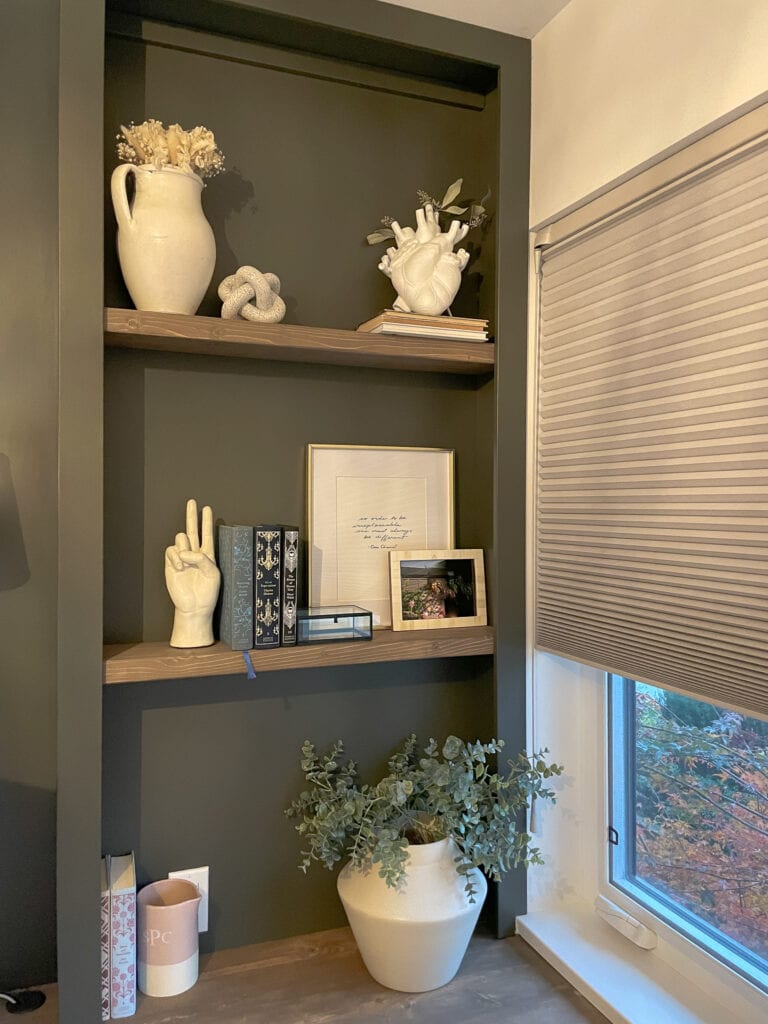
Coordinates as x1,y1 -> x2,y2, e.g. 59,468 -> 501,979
367,178 -> 490,245
286,734 -> 563,901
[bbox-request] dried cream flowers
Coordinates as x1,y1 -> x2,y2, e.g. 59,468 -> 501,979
116,119 -> 225,179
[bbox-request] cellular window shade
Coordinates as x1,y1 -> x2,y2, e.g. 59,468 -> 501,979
534,139 -> 768,720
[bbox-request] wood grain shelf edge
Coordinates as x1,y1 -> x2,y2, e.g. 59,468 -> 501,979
103,626 -> 495,684
104,308 -> 495,375
33,925 -> 557,1024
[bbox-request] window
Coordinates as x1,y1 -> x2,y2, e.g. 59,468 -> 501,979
609,675 -> 768,992
529,101 -> 768,1022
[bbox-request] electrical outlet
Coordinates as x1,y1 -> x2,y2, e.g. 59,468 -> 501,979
168,866 -> 209,932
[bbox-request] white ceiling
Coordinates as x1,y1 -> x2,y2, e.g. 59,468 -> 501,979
376,0 -> 573,39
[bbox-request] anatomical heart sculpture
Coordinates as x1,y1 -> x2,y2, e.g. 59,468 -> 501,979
378,205 -> 470,317
367,179 -> 488,317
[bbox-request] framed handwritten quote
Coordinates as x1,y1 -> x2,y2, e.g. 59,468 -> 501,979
307,445 -> 455,628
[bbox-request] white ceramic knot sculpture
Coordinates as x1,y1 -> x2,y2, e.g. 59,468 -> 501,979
378,205 -> 470,317
218,265 -> 286,323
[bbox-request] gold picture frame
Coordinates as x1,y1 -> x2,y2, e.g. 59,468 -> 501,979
389,548 -> 487,631
308,445 -> 455,628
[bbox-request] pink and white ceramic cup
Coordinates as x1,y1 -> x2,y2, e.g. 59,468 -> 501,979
137,878 -> 201,997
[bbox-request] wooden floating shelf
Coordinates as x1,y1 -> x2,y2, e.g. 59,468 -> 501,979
34,924 -> 543,1024
104,308 -> 495,375
103,626 -> 495,684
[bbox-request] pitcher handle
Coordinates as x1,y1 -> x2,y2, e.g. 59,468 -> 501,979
111,164 -> 135,231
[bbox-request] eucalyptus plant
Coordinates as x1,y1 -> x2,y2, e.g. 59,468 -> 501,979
366,178 -> 490,245
286,734 -> 563,901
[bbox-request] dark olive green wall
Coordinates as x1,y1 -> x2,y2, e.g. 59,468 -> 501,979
0,0 -> 60,989
56,0 -> 105,1013
101,24 -> 501,949
20,2 -> 531,1016
492,51 -> 532,935
104,353 -> 493,640
0,0 -> 530,1005
103,29 -> 496,326
103,660 -> 494,951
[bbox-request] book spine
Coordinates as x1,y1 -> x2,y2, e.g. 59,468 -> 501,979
218,526 -> 254,650
281,528 -> 299,646
109,885 -> 136,1017
254,527 -> 281,648
101,859 -> 111,1021
218,526 -> 233,648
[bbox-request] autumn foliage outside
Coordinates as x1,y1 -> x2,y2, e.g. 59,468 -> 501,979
632,684 -> 768,962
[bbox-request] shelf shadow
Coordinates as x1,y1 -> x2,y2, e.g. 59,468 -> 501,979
0,454 -> 29,591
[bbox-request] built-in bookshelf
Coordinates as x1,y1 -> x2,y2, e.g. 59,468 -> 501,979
46,2 -> 530,1018
101,305 -> 496,687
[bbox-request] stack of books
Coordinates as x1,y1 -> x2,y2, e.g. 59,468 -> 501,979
101,853 -> 136,1020
356,309 -> 489,342
217,526 -> 299,651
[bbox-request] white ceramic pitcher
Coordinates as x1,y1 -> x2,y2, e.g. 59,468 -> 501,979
111,163 -> 216,315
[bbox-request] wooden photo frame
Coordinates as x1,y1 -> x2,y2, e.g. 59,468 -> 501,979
389,548 -> 486,631
308,445 -> 455,628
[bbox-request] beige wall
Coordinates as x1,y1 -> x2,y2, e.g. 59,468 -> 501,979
531,0 -> 768,226
377,0 -> 569,38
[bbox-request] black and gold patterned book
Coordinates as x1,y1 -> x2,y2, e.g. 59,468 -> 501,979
254,526 -> 281,648
280,527 -> 299,646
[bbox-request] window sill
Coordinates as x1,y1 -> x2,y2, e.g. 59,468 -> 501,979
517,905 -> 764,1024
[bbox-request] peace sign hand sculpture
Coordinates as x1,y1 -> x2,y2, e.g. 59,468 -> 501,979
165,498 -> 221,648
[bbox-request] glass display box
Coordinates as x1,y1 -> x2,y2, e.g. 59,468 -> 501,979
296,605 -> 373,644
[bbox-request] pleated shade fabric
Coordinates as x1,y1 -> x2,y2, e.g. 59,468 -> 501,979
535,139 -> 768,720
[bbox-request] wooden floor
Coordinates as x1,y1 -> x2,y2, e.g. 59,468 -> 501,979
36,926 -> 609,1024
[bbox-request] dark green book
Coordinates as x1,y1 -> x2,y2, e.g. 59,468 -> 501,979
217,525 -> 254,651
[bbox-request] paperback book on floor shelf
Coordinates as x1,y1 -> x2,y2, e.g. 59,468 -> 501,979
101,858 -> 110,1021
108,852 -> 136,1019
356,309 -> 489,341
217,524 -> 254,651
255,526 -> 281,648
281,527 -> 299,646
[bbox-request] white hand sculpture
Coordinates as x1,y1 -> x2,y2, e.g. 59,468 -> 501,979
164,498 -> 221,648
378,204 -> 470,316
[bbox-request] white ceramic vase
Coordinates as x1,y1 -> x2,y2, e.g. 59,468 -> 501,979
378,205 -> 470,316
337,837 -> 486,992
111,163 -> 216,315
